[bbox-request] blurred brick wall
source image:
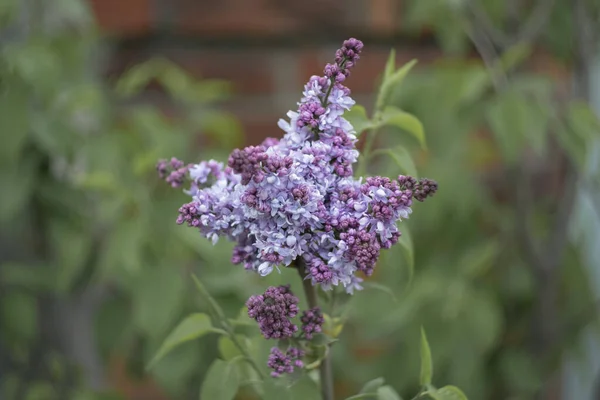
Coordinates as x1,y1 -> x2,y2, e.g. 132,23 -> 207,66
88,0 -> 446,146
88,0 -> 570,145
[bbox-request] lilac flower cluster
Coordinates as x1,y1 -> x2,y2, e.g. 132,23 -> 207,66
267,347 -> 304,377
300,307 -> 324,340
158,38 -> 437,293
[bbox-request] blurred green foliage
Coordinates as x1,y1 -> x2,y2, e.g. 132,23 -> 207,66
0,1 -> 254,399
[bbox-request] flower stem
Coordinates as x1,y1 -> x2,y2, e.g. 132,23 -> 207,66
295,259 -> 335,400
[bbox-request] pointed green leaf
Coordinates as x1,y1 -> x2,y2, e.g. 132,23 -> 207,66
345,105 -> 374,135
377,385 -> 403,400
566,100 -> 600,142
372,147 -> 418,178
262,379 -> 292,400
362,282 -> 398,302
388,59 -> 418,88
200,359 -> 240,400
381,106 -> 426,150
376,59 -> 417,111
360,377 -> 385,394
218,335 -> 243,361
148,313 -> 220,369
436,386 -> 468,400
383,49 -> 396,80
420,327 -> 433,385
345,394 -> 378,400
486,87 -> 549,163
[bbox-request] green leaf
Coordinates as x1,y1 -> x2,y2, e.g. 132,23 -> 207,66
115,60 -> 158,96
383,49 -> 396,80
159,63 -> 192,97
133,266 -> 185,339
377,386 -> 403,400
565,100 -> 600,146
458,241 -> 500,278
372,147 -> 418,178
218,335 -> 243,361
362,282 -> 398,302
346,105 -> 375,135
377,60 -> 418,111
198,111 -> 244,148
436,385 -> 468,400
147,313 -> 218,369
380,106 -> 427,150
200,359 -> 240,400
486,87 -> 549,163
262,379 -> 292,400
498,43 -> 532,72
387,60 -> 418,88
345,394 -> 378,400
420,327 -> 433,385
360,377 -> 385,394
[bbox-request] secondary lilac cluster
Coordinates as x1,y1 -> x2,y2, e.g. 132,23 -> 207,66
300,307 -> 324,340
247,286 -> 325,377
158,38 -> 438,293
156,157 -> 191,188
267,347 -> 304,377
246,285 -> 299,339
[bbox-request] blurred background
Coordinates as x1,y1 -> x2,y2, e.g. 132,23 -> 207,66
1,0 -> 600,399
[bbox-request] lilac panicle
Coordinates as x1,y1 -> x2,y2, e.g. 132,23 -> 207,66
268,347 -> 304,377
158,38 -> 437,293
246,285 -> 299,339
300,307 -> 324,340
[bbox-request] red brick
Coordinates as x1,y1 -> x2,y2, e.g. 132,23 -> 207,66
237,113 -> 284,146
368,0 -> 400,35
89,0 -> 152,36
104,48 -> 274,96
173,0 -> 343,35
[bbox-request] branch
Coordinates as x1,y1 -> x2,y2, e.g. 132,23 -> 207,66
513,0 -> 558,45
295,259 -> 334,400
465,0 -> 510,46
514,166 -> 545,273
543,159 -> 577,272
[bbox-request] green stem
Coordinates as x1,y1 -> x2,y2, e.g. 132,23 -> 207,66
192,273 -> 266,379
295,260 -> 335,400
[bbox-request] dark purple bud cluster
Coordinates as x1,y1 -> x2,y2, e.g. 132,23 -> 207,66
324,37 -> 364,83
267,347 -> 304,377
300,307 -> 324,340
246,285 -> 299,339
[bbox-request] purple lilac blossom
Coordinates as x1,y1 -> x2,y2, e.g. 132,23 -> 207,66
158,38 -> 437,293
267,347 -> 305,377
300,307 -> 324,340
246,285 -> 299,339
